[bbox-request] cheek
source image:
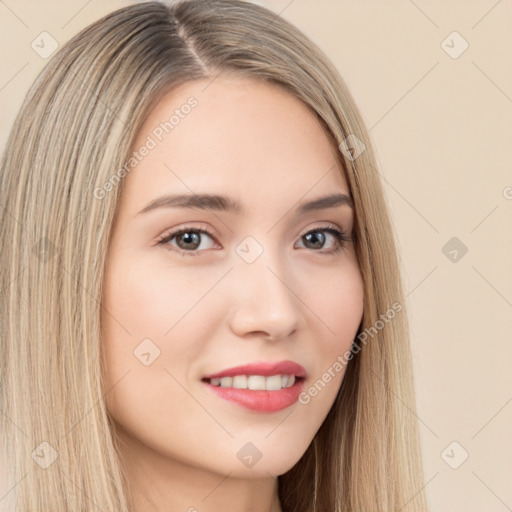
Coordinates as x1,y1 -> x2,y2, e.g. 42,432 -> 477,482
100,255 -> 222,403
99,261 -> 208,453
310,259 -> 364,347
105,255 -> 225,331
299,261 -> 363,403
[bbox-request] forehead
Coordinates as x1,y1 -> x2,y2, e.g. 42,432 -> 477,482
122,76 -> 349,213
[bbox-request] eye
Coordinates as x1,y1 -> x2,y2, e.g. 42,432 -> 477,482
296,224 -> 352,255
156,223 -> 352,257
156,227 -> 218,257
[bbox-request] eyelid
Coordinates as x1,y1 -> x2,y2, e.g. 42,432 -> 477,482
298,221 -> 343,238
155,223 -> 219,247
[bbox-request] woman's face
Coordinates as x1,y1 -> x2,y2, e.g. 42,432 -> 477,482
101,75 -> 364,480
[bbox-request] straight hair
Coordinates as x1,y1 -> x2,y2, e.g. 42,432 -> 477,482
0,1 -> 428,510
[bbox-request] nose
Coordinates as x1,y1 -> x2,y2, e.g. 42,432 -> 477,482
227,256 -> 301,342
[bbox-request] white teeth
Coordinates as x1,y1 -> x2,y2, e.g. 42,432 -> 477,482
208,374 -> 297,390
265,375 -> 282,390
219,377 -> 232,388
232,375 -> 248,389
248,375 -> 266,390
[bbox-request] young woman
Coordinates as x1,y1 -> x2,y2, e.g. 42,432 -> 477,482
0,1 -> 428,511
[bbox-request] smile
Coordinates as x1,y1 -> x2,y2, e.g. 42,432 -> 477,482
205,374 -> 297,390
202,375 -> 304,413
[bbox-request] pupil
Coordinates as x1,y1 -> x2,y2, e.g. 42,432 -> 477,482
305,232 -> 324,249
179,232 -> 200,249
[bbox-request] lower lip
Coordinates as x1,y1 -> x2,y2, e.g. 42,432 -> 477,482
203,379 -> 304,412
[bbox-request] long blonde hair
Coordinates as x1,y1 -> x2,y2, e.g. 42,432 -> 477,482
0,1 -> 427,510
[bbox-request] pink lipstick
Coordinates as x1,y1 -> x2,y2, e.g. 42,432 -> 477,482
202,360 -> 306,413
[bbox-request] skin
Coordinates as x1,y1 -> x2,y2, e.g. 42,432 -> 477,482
101,75 -> 364,512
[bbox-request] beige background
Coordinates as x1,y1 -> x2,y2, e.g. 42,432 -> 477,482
1,1 -> 511,511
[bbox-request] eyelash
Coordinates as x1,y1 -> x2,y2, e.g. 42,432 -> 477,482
156,223 -> 352,258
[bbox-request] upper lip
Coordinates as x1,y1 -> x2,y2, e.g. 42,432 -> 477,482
202,360 -> 307,380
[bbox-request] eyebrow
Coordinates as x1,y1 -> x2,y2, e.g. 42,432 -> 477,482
137,192 -> 353,215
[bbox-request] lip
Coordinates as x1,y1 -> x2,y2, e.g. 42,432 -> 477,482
201,360 -> 307,413
203,380 -> 305,412
202,360 -> 307,380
